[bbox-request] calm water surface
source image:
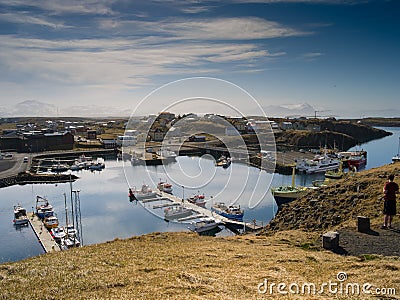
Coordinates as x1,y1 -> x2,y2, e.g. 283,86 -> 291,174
1,127 -> 399,264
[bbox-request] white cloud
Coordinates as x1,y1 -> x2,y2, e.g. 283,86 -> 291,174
99,17 -> 309,40
0,12 -> 69,28
0,0 -> 115,15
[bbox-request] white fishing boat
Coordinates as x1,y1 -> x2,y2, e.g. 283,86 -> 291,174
13,205 -> 29,226
157,181 -> 173,194
64,224 -> 78,237
164,205 -> 192,220
35,196 -> 54,219
211,202 -> 244,221
296,153 -> 340,174
130,184 -> 157,200
188,217 -> 220,233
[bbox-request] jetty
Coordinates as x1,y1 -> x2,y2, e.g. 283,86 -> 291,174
153,191 -> 263,232
27,212 -> 60,253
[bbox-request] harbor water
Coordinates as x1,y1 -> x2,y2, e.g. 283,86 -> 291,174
0,127 -> 399,264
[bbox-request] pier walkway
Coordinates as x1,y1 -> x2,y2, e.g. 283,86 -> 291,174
27,212 -> 60,253
156,191 -> 262,232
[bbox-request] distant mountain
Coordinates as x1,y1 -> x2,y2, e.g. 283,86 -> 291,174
0,100 -> 131,117
10,100 -> 58,117
261,102 -> 315,118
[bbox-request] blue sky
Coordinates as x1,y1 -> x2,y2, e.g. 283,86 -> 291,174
0,0 -> 399,117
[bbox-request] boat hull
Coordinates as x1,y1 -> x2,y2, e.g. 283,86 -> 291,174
211,207 -> 243,221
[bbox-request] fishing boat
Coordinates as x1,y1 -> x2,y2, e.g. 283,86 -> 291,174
325,162 -> 344,179
392,137 -> 400,163
211,202 -> 244,221
157,181 -> 173,194
130,184 -> 157,200
43,216 -> 59,229
347,154 -> 366,169
35,196 -> 54,219
13,205 -> 29,226
187,193 -> 206,208
271,166 -> 314,207
164,205 -> 192,220
188,217 -> 220,233
296,153 -> 340,174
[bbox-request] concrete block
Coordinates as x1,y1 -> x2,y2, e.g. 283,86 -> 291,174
322,231 -> 339,250
357,216 -> 370,233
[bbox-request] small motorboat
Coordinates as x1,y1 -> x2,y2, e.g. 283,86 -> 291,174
186,193 -> 206,208
61,236 -> 81,249
164,205 -> 192,220
157,181 -> 173,194
13,205 -> 29,226
211,202 -> 244,221
188,217 -> 220,233
43,216 -> 59,229
51,227 -> 67,242
392,137 -> 400,163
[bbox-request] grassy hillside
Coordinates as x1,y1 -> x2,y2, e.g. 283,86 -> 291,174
1,231 -> 400,299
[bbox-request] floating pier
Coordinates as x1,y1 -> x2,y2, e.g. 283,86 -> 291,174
155,191 -> 262,232
27,212 -> 60,253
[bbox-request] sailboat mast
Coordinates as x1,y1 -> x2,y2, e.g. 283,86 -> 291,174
64,193 -> 68,229
291,166 -> 296,188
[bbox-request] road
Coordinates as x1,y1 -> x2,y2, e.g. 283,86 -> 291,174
0,153 -> 30,180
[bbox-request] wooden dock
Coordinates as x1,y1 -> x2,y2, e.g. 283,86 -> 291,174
27,212 -> 60,253
156,191 -> 262,232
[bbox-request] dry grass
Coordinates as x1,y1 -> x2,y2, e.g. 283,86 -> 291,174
1,231 -> 399,299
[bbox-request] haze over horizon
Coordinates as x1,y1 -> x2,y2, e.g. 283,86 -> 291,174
0,1 -> 399,118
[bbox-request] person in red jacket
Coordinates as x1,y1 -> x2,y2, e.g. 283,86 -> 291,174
382,174 -> 399,229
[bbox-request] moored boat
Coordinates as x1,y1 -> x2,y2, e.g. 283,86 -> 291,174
271,166 -> 315,207
325,162 -> 344,179
347,154 -> 366,169
211,202 -> 244,221
35,196 -> 54,219
51,227 -> 67,241
296,153 -> 341,174
157,181 -> 173,194
43,216 -> 59,229
13,205 -> 29,225
188,217 -> 220,233
164,205 -> 192,220
187,193 -> 206,208
130,184 -> 157,200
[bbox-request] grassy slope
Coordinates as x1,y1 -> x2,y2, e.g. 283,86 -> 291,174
1,231 -> 400,299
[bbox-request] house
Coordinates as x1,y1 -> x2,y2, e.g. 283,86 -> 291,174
102,139 -> 117,149
148,128 -> 165,142
116,136 -> 137,147
280,122 -> 293,130
0,131 -> 74,152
